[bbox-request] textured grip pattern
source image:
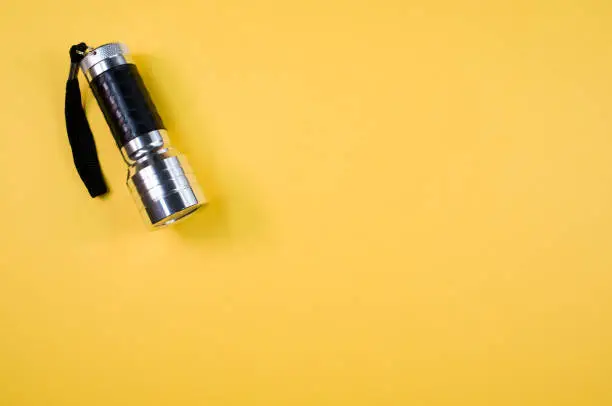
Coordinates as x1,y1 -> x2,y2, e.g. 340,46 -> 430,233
90,64 -> 165,147
80,43 -> 129,73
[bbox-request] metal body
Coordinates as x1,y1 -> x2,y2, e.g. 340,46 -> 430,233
79,43 -> 206,227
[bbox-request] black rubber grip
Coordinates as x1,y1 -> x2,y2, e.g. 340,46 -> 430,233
90,64 -> 164,147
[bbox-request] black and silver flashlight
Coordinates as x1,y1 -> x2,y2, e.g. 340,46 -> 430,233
65,42 -> 206,227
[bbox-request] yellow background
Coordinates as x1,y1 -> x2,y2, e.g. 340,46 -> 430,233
1,0 -> 612,404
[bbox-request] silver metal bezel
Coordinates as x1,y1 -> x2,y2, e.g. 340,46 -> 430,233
127,151 -> 207,227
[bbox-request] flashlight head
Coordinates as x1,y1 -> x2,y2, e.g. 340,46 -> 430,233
126,138 -> 206,227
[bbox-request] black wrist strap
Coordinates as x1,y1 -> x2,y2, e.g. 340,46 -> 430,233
65,42 -> 108,198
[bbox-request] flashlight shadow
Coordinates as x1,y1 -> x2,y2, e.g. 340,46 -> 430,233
132,54 -> 263,243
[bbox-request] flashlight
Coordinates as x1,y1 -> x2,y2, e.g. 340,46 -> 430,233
65,42 -> 206,227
